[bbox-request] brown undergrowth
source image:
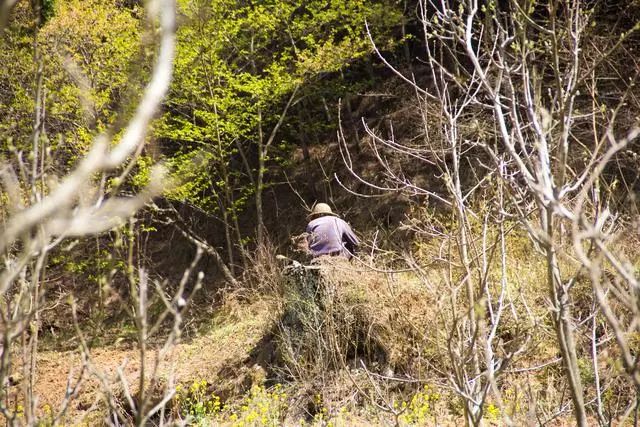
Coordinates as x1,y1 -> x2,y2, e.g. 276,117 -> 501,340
20,227 -> 640,425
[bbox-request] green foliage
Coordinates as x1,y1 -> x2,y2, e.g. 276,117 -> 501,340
37,0 -> 142,160
0,3 -> 38,148
0,0 -> 404,248
157,0 -> 402,217
577,357 -> 595,385
41,0 -> 56,22
49,245 -> 125,286
0,0 -> 145,183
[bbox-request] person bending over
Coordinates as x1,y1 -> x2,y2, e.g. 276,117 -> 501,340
306,203 -> 358,260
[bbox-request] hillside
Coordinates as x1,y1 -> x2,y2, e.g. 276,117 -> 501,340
2,0 -> 640,426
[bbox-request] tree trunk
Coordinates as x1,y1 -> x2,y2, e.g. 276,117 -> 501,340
545,209 -> 587,426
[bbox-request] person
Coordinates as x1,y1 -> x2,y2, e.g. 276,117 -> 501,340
306,203 -> 359,259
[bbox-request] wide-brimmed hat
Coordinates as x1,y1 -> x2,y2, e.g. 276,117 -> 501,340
307,202 -> 339,219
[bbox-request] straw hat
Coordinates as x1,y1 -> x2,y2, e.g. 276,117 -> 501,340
307,202 -> 339,219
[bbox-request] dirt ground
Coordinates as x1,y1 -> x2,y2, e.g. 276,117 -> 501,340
7,298 -> 273,424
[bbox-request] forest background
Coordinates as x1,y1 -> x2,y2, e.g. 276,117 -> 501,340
2,0 -> 640,425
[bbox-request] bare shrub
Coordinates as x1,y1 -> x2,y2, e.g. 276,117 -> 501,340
338,0 -> 640,425
0,0 -> 186,424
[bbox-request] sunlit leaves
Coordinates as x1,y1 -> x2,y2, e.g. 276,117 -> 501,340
160,0 -> 401,214
38,0 -> 142,155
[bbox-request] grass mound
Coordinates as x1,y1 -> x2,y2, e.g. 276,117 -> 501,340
275,256 -> 436,383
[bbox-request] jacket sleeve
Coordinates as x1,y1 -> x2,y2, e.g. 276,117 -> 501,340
342,221 -> 359,254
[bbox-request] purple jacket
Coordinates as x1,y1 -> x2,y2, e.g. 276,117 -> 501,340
306,216 -> 359,259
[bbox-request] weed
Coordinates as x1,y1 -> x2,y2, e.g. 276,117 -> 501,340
397,385 -> 441,425
223,384 -> 288,426
175,379 -> 221,424
175,382 -> 287,426
484,403 -> 501,423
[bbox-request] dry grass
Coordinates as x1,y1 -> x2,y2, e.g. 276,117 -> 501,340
19,296 -> 273,424
19,226 -> 640,425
